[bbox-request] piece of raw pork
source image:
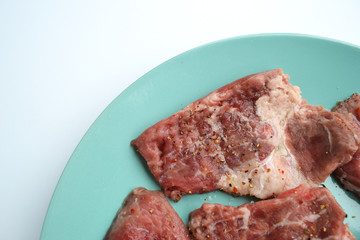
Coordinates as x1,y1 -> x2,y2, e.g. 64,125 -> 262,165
333,93 -> 360,197
104,187 -> 190,240
132,69 -> 357,201
188,185 -> 355,240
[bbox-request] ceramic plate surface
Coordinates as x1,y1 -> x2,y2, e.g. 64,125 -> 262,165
41,34 -> 360,239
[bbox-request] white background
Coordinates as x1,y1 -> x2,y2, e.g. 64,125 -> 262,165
1,0 -> 360,239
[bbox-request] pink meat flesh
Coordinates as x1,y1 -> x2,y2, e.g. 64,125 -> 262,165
332,93 -> 360,197
104,187 -> 190,240
131,69 -> 358,201
188,185 -> 355,240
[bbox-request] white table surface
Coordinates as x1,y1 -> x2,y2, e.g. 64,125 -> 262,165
1,0 -> 360,239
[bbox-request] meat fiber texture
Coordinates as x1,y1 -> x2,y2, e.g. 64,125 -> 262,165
332,93 -> 360,197
131,69 -> 358,201
188,185 -> 355,240
104,188 -> 190,240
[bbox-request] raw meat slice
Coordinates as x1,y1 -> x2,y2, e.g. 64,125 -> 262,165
188,185 -> 356,240
104,187 -> 190,240
333,93 -> 360,197
131,69 -> 358,201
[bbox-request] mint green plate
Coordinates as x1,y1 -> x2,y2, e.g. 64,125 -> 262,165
41,34 -> 360,239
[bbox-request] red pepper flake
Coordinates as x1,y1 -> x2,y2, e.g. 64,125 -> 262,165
233,187 -> 238,193
171,159 -> 177,163
281,170 -> 284,174
355,108 -> 360,119
130,209 -> 135,214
